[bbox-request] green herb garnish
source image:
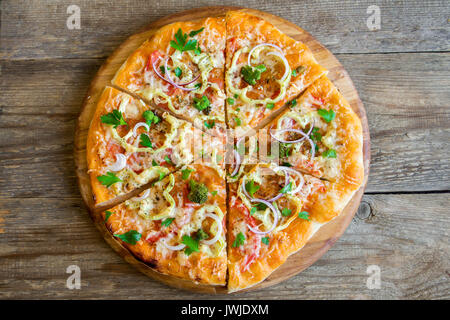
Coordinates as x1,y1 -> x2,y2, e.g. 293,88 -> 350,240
232,232 -> 246,248
139,134 -> 153,148
114,230 -> 141,245
101,110 -> 127,128
97,172 -> 122,187
317,109 -> 336,123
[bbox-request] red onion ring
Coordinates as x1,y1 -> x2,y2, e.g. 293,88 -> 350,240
241,174 -> 287,203
270,122 -> 314,143
266,51 -> 290,82
152,57 -> 200,91
132,189 -> 150,201
270,128 -> 316,159
132,122 -> 150,137
230,150 -> 241,177
275,166 -> 305,194
108,153 -> 127,172
164,58 -> 199,92
161,238 -> 186,251
201,213 -> 223,245
247,198 -> 279,235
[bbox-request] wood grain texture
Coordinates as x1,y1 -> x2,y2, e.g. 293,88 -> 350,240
74,7 -> 369,292
1,0 -> 449,60
0,0 -> 449,299
0,194 -> 448,299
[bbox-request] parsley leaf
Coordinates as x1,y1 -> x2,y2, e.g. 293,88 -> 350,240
193,95 -> 210,112
182,235 -> 200,255
204,120 -> 215,129
211,190 -> 218,196
194,44 -> 201,55
174,67 -> 182,78
161,218 -> 174,228
245,180 -> 260,197
97,172 -> 122,187
234,117 -> 242,127
281,208 -> 292,217
181,168 -> 194,180
281,161 -> 292,167
143,110 -> 160,126
317,109 -> 336,123
266,103 -> 275,109
170,28 -> 198,52
291,99 -> 297,108
159,65 -> 166,74
280,182 -> 292,194
311,127 -> 322,141
189,27 -> 204,37
250,207 -> 257,215
164,155 -> 174,165
101,110 -> 127,128
114,230 -> 141,245
232,232 -> 245,248
322,149 -> 337,158
298,211 -> 311,221
226,98 -> 235,105
241,64 -> 266,85
262,237 -> 270,245
152,159 -> 158,166
104,210 -> 114,222
234,93 -> 239,98
139,134 -> 153,148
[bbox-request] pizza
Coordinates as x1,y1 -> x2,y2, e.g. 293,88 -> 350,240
225,11 -> 328,137
112,17 -> 226,137
85,10 -> 365,291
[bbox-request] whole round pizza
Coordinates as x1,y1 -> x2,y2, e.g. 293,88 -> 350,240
86,10 -> 364,292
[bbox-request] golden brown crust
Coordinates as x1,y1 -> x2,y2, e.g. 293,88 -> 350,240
294,76 -> 364,187
104,164 -> 227,285
87,87 -> 131,205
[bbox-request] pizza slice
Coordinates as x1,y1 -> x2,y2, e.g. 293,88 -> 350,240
112,17 -> 226,137
261,76 -> 364,189
101,163 -> 227,285
225,10 -> 328,137
87,86 -> 225,206
227,162 -> 334,292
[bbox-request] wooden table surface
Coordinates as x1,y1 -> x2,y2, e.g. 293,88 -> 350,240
1,0 -> 449,300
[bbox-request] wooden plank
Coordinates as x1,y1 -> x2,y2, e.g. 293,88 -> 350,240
1,53 -> 448,196
0,194 -> 448,299
1,0 -> 449,60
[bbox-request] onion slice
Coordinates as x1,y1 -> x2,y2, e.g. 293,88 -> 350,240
247,43 -> 284,66
270,124 -> 314,143
132,189 -> 150,201
270,128 -> 316,159
164,59 -> 198,92
152,57 -> 200,91
161,238 -> 186,251
230,150 -> 241,177
266,51 -> 290,82
132,122 -> 150,137
108,153 -> 127,172
201,213 -> 223,245
241,174 -> 287,203
247,198 -> 279,235
275,166 -> 305,195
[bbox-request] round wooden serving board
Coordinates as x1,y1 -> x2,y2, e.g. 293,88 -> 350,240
74,6 -> 370,294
